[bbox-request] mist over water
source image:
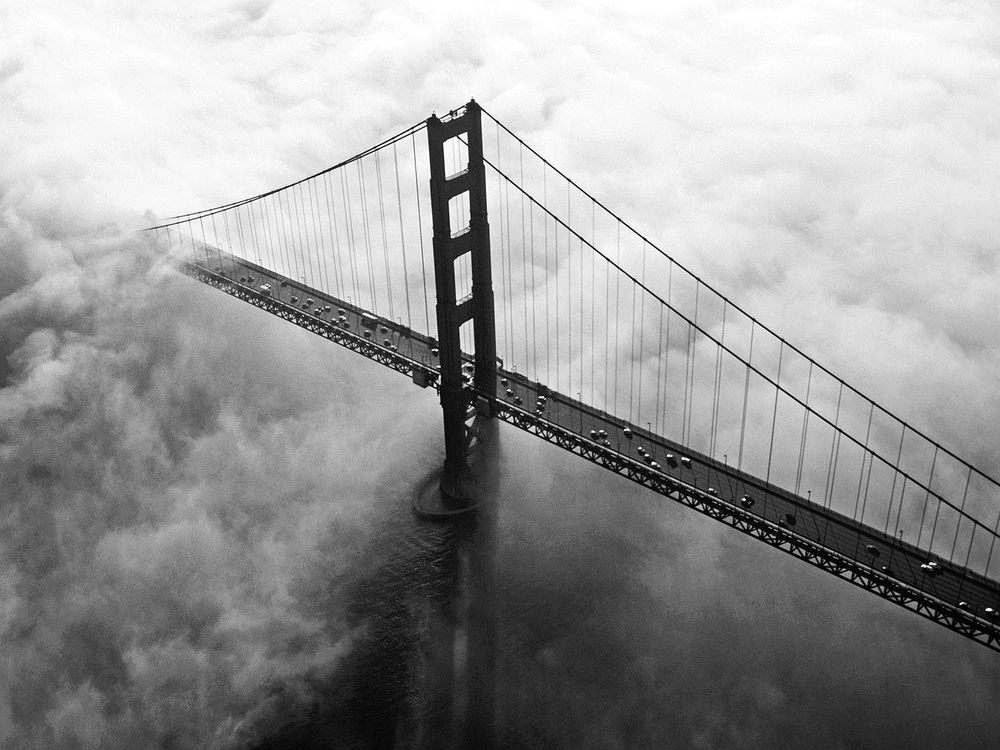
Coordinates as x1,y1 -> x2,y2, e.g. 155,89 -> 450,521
225,403 -> 1000,749
6,0 -> 1000,746
235,509 -> 461,748
2,223 -> 999,747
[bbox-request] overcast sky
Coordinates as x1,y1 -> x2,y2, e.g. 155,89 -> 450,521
3,1 -> 1000,747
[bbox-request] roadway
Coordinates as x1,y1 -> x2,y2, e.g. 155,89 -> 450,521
185,246 -> 1000,644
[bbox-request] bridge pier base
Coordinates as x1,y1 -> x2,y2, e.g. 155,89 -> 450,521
412,415 -> 499,749
439,468 -> 475,510
459,418 -> 499,749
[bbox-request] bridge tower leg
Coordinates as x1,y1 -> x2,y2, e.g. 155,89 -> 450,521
427,101 -> 497,506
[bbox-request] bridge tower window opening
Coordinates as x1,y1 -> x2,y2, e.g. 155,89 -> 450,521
448,191 -> 471,237
458,319 -> 476,370
454,249 -> 473,303
443,134 -> 470,179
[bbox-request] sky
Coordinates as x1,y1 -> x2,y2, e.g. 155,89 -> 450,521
3,0 -> 1000,747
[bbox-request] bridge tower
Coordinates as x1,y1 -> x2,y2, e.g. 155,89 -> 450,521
427,101 -> 498,505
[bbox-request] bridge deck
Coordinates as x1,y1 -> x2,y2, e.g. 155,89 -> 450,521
181,249 -> 1000,652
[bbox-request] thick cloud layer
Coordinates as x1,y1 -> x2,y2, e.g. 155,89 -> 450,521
3,0 -> 1000,747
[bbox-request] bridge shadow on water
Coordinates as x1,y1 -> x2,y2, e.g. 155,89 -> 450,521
240,503 -> 465,749
238,421 -> 502,749
232,415 -> 664,750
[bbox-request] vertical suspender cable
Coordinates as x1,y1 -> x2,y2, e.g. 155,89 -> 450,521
709,304 -> 726,460
259,199 -> 276,276
496,127 -> 509,366
275,191 -> 298,281
295,183 -> 311,286
504,156 -> 515,366
411,135 -> 431,337
325,172 -> 342,299
951,469 -> 973,560
824,384 -> 844,511
375,151 -> 395,321
628,280 -> 637,423
854,404 -> 874,519
254,200 -> 269,270
542,172 -> 553,383
523,201 -> 530,382
551,167 -> 560,392
207,212 -> 221,274
221,212 -> 233,276
764,340 -> 784,486
301,182 -> 318,286
341,170 -> 361,308
883,423 -> 907,530
603,219 -> 610,413
322,172 -> 344,300
290,183 -> 309,285
590,202 -> 596,407
198,216 -> 209,268
737,322 -> 754,472
661,263 -> 674,435
567,181 -> 573,396
687,284 -> 700,447
613,221 -> 621,417
530,198 -> 537,377
654,306 -> 664,436
917,447 -> 939,548
794,363 -> 814,497
356,161 -> 377,313
233,204 -> 249,266
308,179 -> 331,294
636,242 -> 647,428
393,142 -> 413,329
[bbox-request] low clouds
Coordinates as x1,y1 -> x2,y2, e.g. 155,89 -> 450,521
4,0 -> 1000,747
0,185 -> 442,744
488,430 -> 1000,749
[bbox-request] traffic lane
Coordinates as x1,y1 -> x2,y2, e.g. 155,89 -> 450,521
491,375 -> 1000,620
699,462 -> 995,615
218,255 -> 438,367
198,251 -> 1000,620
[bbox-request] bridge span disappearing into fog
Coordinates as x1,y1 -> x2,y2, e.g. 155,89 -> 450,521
150,100 -> 1000,664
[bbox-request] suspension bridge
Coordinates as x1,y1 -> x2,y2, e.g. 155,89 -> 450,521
148,100 -> 1000,657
